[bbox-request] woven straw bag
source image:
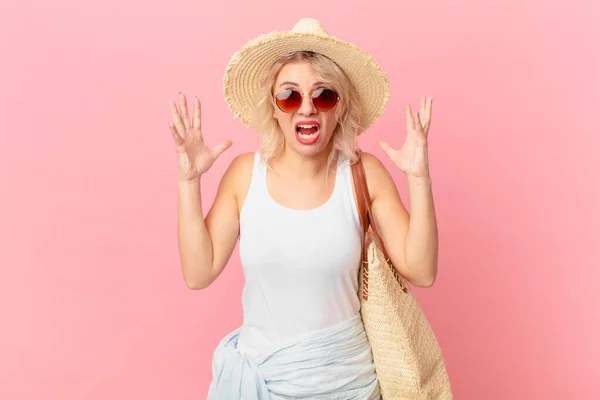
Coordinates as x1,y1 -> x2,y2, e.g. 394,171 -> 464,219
351,155 -> 453,400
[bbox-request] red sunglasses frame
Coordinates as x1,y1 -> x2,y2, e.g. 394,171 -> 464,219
272,88 -> 340,113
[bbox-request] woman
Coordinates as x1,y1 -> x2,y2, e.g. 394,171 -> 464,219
168,18 -> 438,399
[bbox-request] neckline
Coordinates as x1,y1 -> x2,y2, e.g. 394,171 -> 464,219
263,153 -> 342,213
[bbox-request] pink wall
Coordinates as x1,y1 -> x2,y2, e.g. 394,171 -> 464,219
1,0 -> 598,398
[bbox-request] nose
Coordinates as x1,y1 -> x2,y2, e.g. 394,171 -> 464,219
298,92 -> 317,116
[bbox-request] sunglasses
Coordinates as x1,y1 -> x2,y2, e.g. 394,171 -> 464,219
273,88 -> 340,113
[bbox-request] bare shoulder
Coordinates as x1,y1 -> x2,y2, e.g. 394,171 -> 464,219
225,152 -> 255,175
219,152 -> 255,210
360,152 -> 388,174
359,152 -> 397,202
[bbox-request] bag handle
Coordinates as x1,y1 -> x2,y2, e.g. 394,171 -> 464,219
351,151 -> 390,261
351,151 -> 406,298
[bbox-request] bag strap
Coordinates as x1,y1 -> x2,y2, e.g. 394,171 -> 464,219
351,156 -> 369,260
350,151 -> 390,261
351,151 -> 406,298
351,152 -> 389,299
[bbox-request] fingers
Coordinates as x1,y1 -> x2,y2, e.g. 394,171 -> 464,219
169,122 -> 184,146
179,93 -> 191,131
413,111 -> 428,144
192,96 -> 202,130
421,96 -> 432,129
411,96 -> 433,133
405,104 -> 415,132
211,140 -> 233,159
413,111 -> 424,133
378,140 -> 395,158
426,97 -> 433,128
168,100 -> 187,137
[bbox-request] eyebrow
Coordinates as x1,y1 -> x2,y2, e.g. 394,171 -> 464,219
278,80 -> 329,88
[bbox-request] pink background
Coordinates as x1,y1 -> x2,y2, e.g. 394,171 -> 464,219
1,0 -> 599,398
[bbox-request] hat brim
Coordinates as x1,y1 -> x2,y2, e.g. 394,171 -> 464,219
223,31 -> 390,134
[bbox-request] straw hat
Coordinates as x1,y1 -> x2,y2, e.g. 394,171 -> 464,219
223,18 -> 390,134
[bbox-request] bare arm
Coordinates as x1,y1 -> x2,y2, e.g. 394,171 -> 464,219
178,153 -> 254,289
368,97 -> 439,287
177,156 -> 247,289
176,178 -> 231,290
362,152 -> 438,288
403,174 -> 438,285
168,93 -> 241,289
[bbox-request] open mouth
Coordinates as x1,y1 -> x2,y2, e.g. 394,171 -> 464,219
295,123 -> 320,145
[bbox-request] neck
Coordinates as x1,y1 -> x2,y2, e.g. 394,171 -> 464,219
273,144 -> 336,180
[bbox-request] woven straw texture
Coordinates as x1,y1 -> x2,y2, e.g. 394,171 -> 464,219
223,18 -> 390,134
359,236 -> 453,399
351,153 -> 452,399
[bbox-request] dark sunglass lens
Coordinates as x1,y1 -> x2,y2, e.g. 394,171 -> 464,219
275,89 -> 302,112
312,89 -> 338,111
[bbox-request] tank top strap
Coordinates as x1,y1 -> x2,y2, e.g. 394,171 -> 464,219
252,152 -> 272,201
240,152 -> 267,223
253,151 -> 266,182
337,152 -> 362,231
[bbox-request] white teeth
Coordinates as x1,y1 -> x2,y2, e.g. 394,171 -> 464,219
298,132 -> 318,139
296,124 -> 319,141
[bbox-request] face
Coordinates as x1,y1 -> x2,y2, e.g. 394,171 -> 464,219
272,61 -> 339,158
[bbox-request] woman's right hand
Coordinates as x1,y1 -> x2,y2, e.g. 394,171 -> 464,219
168,92 -> 232,181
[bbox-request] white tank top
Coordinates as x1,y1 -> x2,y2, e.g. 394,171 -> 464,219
237,152 -> 363,357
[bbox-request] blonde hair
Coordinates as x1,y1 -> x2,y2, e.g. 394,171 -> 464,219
252,51 -> 363,168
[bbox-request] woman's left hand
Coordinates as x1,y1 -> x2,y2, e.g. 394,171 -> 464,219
379,96 -> 433,178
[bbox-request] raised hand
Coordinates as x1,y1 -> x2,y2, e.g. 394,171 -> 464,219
168,93 -> 232,180
379,96 -> 433,178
